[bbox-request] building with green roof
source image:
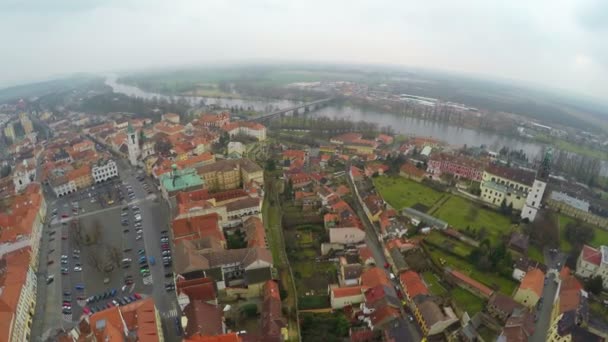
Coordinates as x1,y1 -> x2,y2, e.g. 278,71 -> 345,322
159,164 -> 205,199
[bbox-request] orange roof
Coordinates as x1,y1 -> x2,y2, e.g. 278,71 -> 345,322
224,121 -> 266,132
244,217 -> 266,249
185,333 -> 242,342
519,268 -> 545,298
399,271 -> 429,298
176,277 -> 217,303
154,121 -> 185,135
558,274 -> 583,314
332,286 -> 363,298
400,163 -> 425,177
0,247 -> 32,341
67,165 -> 91,182
581,245 -> 601,266
358,246 -> 374,262
111,132 -> 127,147
450,269 -> 494,297
88,298 -> 161,341
360,267 -> 390,289
172,213 -> 224,244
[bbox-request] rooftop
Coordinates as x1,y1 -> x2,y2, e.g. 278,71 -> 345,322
160,167 -> 204,192
331,286 -> 363,299
519,268 -> 545,298
486,164 -> 535,186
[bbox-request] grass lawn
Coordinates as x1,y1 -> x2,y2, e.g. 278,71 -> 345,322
373,176 -> 443,210
299,295 -> 331,310
425,231 -> 474,258
422,271 -> 447,295
558,213 -> 608,250
427,246 -> 517,295
434,196 -> 513,244
451,287 -> 485,315
478,325 -> 499,342
528,245 -> 544,263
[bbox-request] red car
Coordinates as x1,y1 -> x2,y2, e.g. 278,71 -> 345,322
47,260 -> 54,265
134,293 -> 142,300
384,262 -> 390,269
61,214 -> 69,218
83,307 -> 91,315
62,235 -> 68,240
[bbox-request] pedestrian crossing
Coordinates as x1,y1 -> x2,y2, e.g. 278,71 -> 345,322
161,309 -> 179,318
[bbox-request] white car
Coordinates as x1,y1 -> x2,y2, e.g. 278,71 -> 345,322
136,235 -> 142,240
74,266 -> 82,272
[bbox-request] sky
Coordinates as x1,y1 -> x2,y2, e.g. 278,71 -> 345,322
0,0 -> 607,99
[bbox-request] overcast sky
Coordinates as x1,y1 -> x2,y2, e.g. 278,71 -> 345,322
1,0 -> 606,99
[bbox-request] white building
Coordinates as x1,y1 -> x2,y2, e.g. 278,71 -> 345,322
521,179 -> 547,222
51,178 -> 77,197
227,141 -> 245,157
92,159 -> 118,183
12,159 -> 37,193
549,191 -> 590,212
576,245 -> 608,289
224,122 -> 267,141
127,124 -> 140,166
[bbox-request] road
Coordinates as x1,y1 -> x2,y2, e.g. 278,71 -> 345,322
345,164 -> 422,341
529,272 -> 558,342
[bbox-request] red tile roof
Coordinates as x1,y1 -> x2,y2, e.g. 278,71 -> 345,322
332,286 -> 363,298
360,267 -> 390,289
177,277 -> 217,303
399,271 -> 429,299
358,246 -> 374,263
185,333 -> 242,342
400,163 -> 425,178
87,298 -> 161,342
0,247 -> 32,340
450,269 -> 494,297
172,213 -> 224,244
519,268 -> 545,298
581,245 -> 601,266
486,164 -> 535,186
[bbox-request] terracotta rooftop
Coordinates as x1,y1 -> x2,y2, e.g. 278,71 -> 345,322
360,267 -> 391,289
519,268 -> 545,298
184,333 -> 242,342
449,269 -> 494,297
176,277 -> 217,303
399,271 -> 429,299
0,247 -> 32,341
331,286 -> 363,299
183,301 -> 223,337
358,246 -> 375,263
486,164 -> 535,186
244,217 -> 266,249
87,298 -> 161,342
261,280 -> 285,341
581,245 -> 601,266
172,213 -> 224,244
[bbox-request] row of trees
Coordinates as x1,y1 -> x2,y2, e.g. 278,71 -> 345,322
79,93 -> 191,118
468,240 -> 513,278
550,148 -> 602,186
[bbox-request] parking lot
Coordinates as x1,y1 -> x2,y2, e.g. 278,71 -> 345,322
36,160 -> 181,341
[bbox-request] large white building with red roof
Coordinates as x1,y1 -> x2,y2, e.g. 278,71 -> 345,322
576,244 -> 608,288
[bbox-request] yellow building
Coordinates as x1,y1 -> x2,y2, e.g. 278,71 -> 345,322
345,143 -> 376,155
513,268 -> 544,309
4,122 -> 15,141
480,164 -> 535,210
196,159 -> 263,191
68,165 -> 93,189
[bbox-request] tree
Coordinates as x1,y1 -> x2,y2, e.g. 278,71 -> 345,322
585,275 -> 604,295
265,159 -> 276,171
524,210 -> 558,248
88,248 -> 104,272
284,179 -> 293,200
107,245 -> 123,268
154,139 -> 173,156
0,165 -> 11,178
564,222 -> 595,249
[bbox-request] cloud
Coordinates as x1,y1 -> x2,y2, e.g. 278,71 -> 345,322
0,0 -> 606,99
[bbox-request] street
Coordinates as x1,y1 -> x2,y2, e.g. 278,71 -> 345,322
529,272 -> 558,342
31,159 -> 181,341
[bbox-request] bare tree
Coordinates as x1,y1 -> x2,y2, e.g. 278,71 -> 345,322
107,245 -> 123,268
88,248 -> 104,272
92,219 -> 103,245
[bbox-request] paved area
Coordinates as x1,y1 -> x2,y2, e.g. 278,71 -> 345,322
32,158 -> 181,341
530,272 -> 558,342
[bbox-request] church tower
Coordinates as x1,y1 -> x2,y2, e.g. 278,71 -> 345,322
127,123 -> 140,166
521,148 -> 551,222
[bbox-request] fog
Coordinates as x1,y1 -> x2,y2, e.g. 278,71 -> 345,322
0,0 -> 606,99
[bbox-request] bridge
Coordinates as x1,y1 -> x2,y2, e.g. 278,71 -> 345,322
250,97 -> 334,122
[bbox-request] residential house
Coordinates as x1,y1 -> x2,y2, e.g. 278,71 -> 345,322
196,159 -> 263,191
244,217 -> 267,249
413,295 -> 459,336
508,232 -> 530,255
196,112 -> 230,128
330,286 -> 365,310
446,268 -> 494,299
340,262 -> 363,287
399,271 -> 429,301
400,163 -> 426,182
496,308 -> 535,342
162,112 -> 181,124
513,268 -> 545,309
261,280 -> 288,342
576,245 -> 608,289
487,293 -> 524,322
182,301 -> 225,338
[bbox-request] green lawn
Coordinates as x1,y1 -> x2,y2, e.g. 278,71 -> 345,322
422,271 -> 447,295
527,245 -> 544,263
558,213 -> 608,250
425,231 -> 474,258
434,196 -> 513,244
451,287 -> 485,315
373,176 -> 443,210
427,246 -> 517,295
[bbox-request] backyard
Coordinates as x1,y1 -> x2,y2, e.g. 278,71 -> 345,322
422,271 -> 447,295
451,287 -> 486,316
426,244 -> 518,295
373,176 -> 443,210
558,213 -> 608,251
433,196 -> 514,244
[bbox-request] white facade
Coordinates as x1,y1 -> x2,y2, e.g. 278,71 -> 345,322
550,191 -> 590,212
53,180 -> 77,197
13,161 -> 36,193
576,245 -> 608,288
521,179 -> 546,222
92,160 -> 118,183
127,129 -> 140,166
228,141 -> 245,156
329,227 -> 366,245
11,268 -> 37,342
227,125 -> 267,141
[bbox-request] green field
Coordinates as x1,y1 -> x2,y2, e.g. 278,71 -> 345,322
527,245 -> 544,263
451,287 -> 485,315
427,246 -> 517,295
422,271 -> 447,295
433,196 -> 513,243
373,176 -> 443,210
535,134 -> 608,161
425,231 -> 474,258
558,213 -> 608,251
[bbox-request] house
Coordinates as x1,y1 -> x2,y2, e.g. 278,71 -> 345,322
171,213 -> 225,247
358,246 -> 376,266
162,112 -> 180,124
497,308 -> 535,342
176,277 -> 218,310
427,153 -> 486,182
576,245 -> 608,289
197,159 -> 264,191
376,134 -> 394,145
413,295 -> 459,336
513,268 -> 544,309
399,163 -> 425,182
364,162 -> 389,177
364,284 -> 402,310
261,280 -> 288,342
512,257 -> 546,282
340,263 -> 363,287
182,301 -> 225,337
550,269 -> 584,322
244,217 -> 267,249
446,268 -> 494,299
360,267 -> 391,289
330,286 -> 365,309
480,164 -> 536,210
487,293 -> 524,322
508,232 -> 529,255
223,121 -> 267,141
363,194 -> 384,222
197,112 -> 230,128
399,271 -> 429,301
368,306 -> 401,330
184,333 -> 242,342
159,166 -> 205,199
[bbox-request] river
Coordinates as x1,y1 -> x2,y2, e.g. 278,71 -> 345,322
105,76 -> 607,174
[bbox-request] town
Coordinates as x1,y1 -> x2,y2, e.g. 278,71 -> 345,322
0,77 -> 606,342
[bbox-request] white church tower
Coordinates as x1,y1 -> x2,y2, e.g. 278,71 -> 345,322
521,149 -> 551,222
127,123 -> 140,166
